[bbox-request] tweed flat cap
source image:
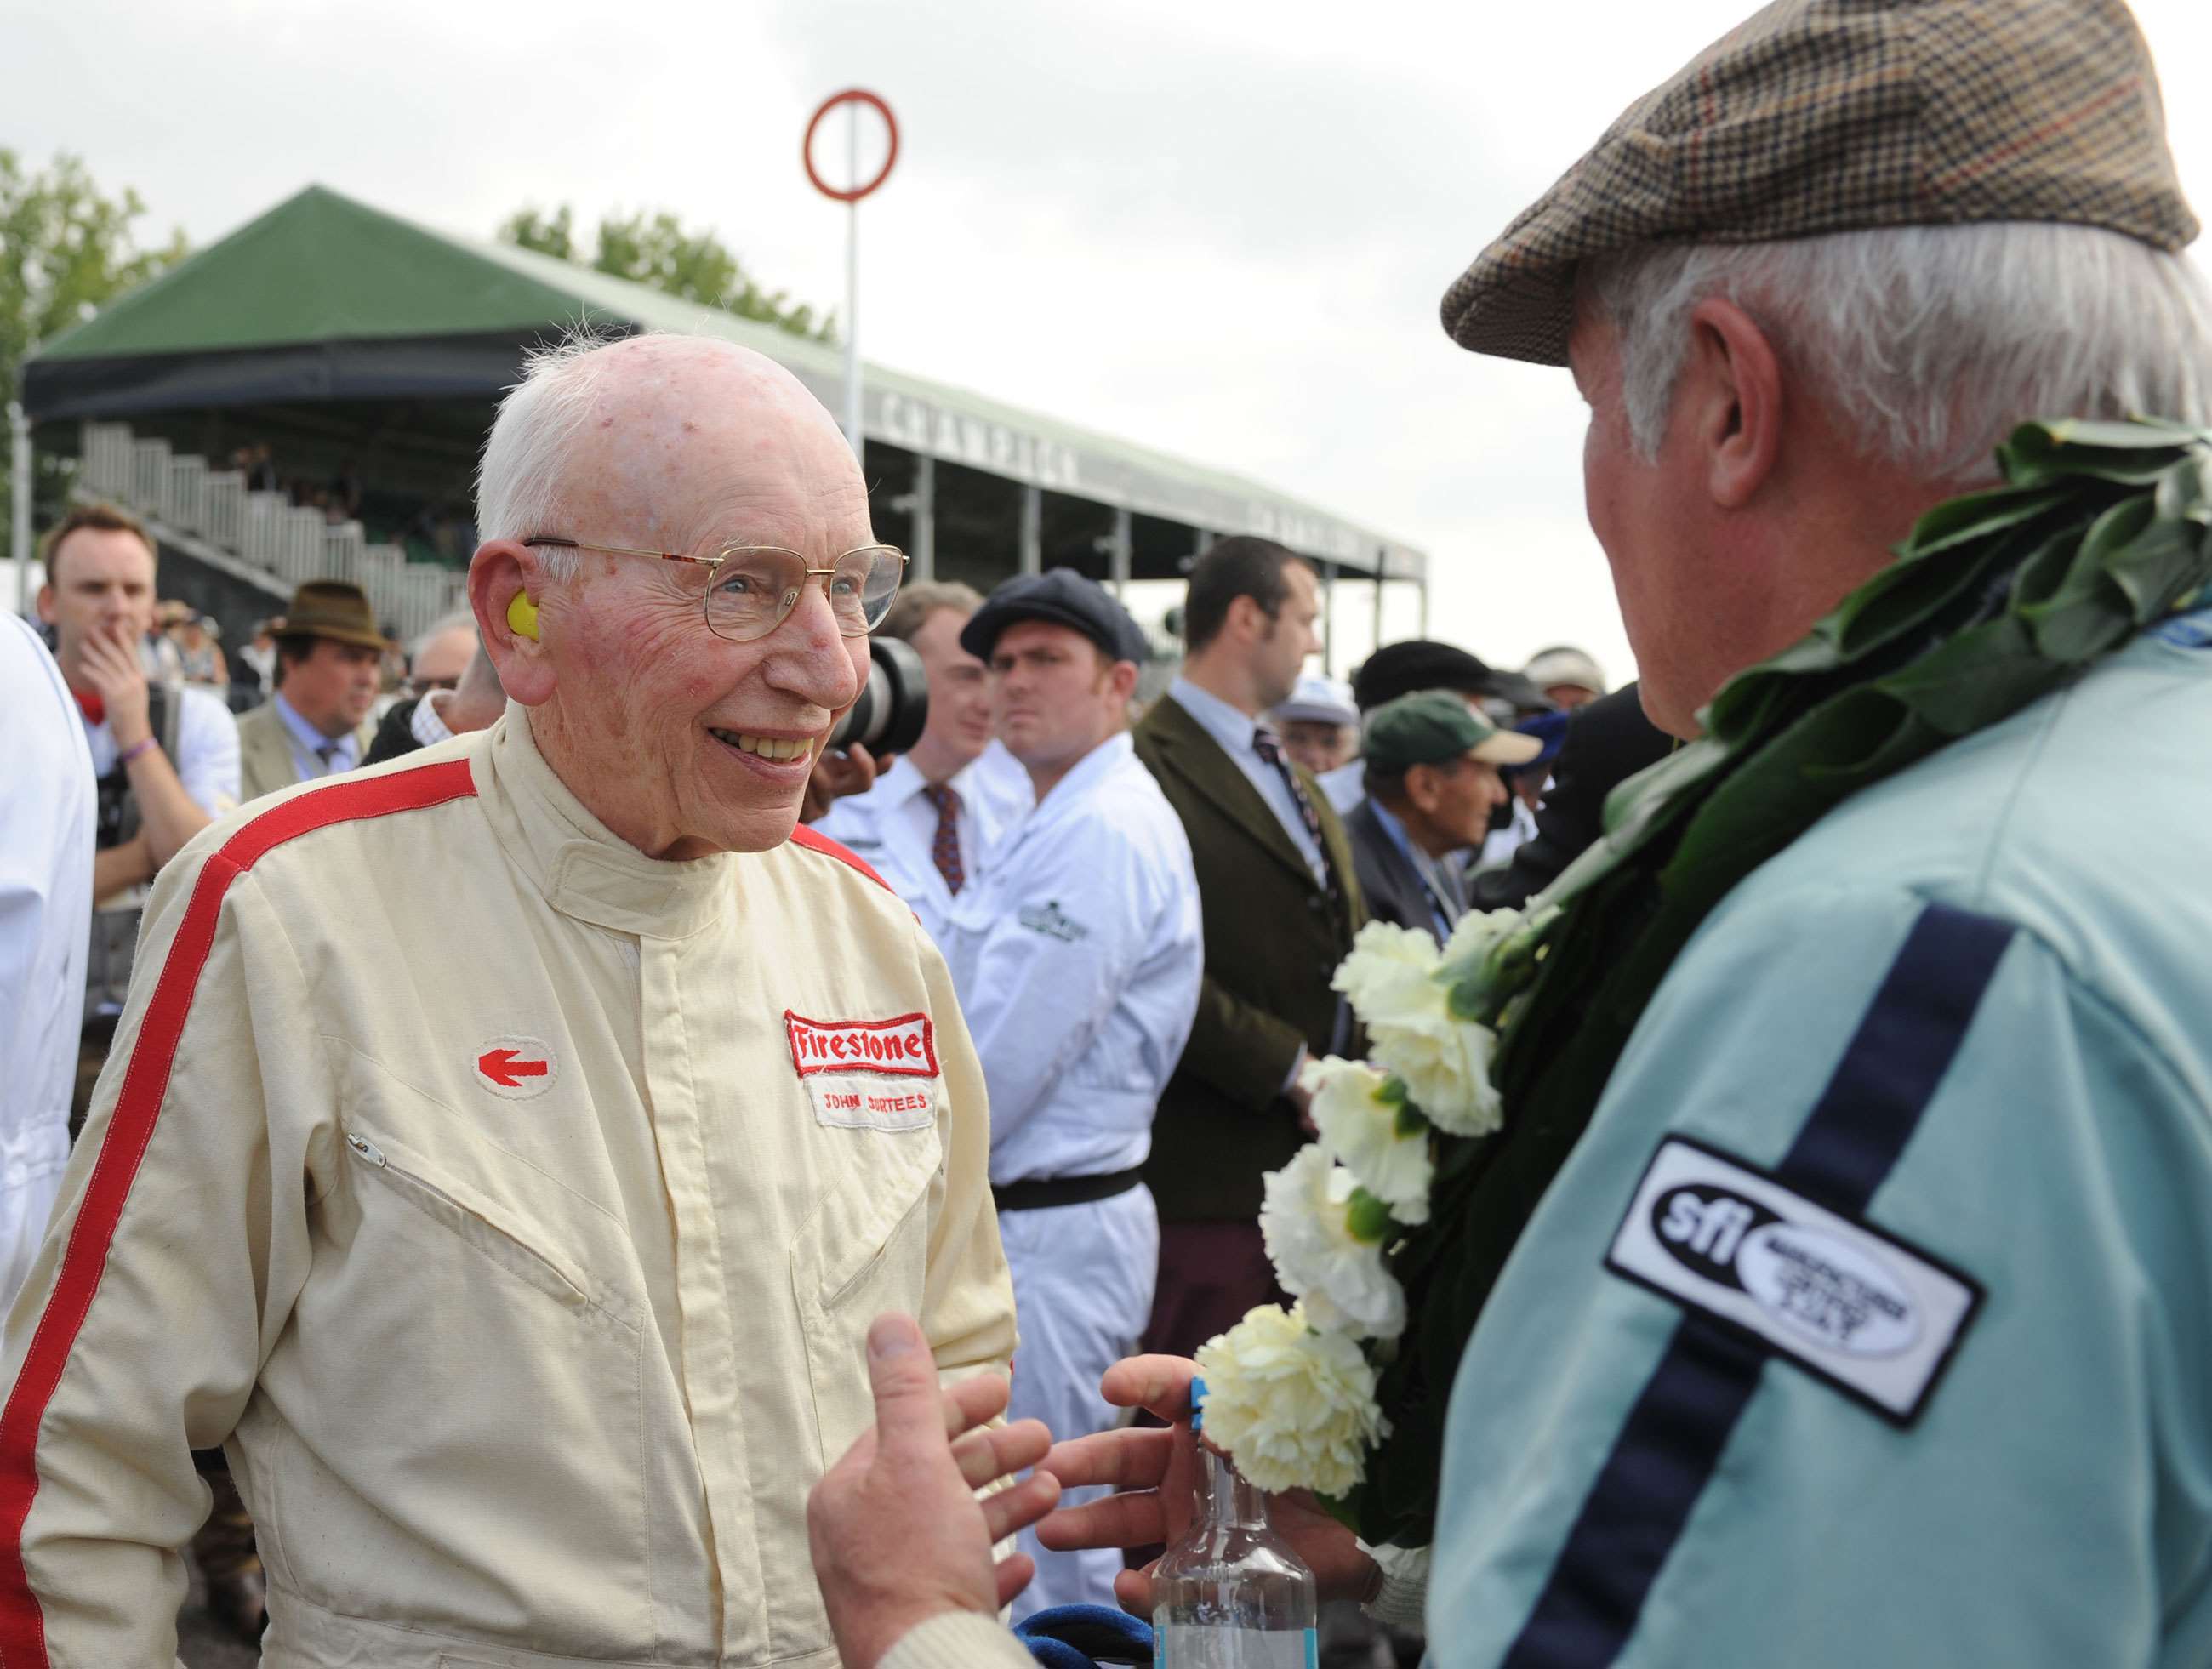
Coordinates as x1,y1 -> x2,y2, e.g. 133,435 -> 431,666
1443,0 -> 2198,365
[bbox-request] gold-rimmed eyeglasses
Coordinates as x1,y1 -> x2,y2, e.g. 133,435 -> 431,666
521,536 -> 908,643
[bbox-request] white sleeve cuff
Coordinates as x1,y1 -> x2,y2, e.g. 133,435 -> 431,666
1360,1540 -> 1429,1630
877,1609 -> 1032,1669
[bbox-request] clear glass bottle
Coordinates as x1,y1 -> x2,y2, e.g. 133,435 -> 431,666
1152,1377 -> 1319,1668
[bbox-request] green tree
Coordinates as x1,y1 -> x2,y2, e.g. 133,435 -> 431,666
496,202 -> 576,263
498,202 -> 834,343
1,151 -> 189,540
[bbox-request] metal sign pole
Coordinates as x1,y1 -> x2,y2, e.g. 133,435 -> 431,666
804,90 -> 898,469
843,101 -> 862,464
8,399 -> 30,618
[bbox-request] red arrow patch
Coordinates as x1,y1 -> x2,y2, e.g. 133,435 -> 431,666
474,1035 -> 557,1098
478,1046 -> 550,1089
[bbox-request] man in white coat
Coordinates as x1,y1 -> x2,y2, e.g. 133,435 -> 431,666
0,332 -> 1017,1668
945,568 -> 1203,1619
813,580 -> 1031,945
0,617 -> 93,1307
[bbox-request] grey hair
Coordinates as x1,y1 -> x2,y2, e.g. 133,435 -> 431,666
475,325 -> 633,581
410,609 -> 479,664
1583,223 -> 2212,483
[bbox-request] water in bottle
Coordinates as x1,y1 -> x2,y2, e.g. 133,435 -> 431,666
1150,1376 -> 1319,1668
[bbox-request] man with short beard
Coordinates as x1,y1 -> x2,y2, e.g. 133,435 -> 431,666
0,332 -> 1016,1668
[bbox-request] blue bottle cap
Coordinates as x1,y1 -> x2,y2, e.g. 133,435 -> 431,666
1189,1374 -> 1206,1435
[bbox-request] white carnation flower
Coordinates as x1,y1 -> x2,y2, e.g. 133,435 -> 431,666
1194,1302 -> 1388,1498
1442,906 -> 1525,971
1368,1009 -> 1506,1139
1302,1057 -> 1431,1225
1259,1146 -> 1405,1340
1331,920 -> 1442,1031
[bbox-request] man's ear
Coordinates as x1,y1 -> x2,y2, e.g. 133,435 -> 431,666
33,585 -> 55,625
1224,594 -> 1266,645
1109,659 -> 1141,707
1681,296 -> 1784,511
1403,763 -> 1441,817
469,540 -> 556,707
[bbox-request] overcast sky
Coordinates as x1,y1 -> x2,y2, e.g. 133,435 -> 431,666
10,0 -> 2212,686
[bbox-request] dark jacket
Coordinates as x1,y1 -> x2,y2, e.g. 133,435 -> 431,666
1132,692 -> 1365,1222
1343,798 -> 1462,947
1468,681 -> 1674,911
361,698 -> 426,769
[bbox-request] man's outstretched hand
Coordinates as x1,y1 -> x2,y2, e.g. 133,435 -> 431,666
807,1314 -> 1059,1669
1034,1353 -> 1377,1617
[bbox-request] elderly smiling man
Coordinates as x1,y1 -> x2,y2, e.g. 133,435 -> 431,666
0,332 -> 1017,1668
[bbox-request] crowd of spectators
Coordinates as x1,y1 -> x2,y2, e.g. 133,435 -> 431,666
5,488 -> 1650,1662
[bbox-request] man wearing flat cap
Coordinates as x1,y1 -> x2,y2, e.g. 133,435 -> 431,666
803,1 -> 2212,1663
233,579 -> 385,800
939,569 -> 1202,1620
1344,691 -> 1542,946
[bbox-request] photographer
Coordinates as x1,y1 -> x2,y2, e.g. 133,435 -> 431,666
812,581 -> 1033,944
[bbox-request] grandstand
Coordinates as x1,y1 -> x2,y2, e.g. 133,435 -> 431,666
15,185 -> 1428,661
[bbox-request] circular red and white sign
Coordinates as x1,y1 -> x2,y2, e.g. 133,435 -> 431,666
803,88 -> 899,202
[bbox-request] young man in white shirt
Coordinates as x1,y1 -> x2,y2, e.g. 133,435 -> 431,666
35,504 -> 241,913
814,582 -> 1033,945
944,569 -> 1202,1619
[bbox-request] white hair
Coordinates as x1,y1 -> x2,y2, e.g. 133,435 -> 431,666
410,609 -> 479,664
475,325 -> 633,582
1583,222 -> 2212,483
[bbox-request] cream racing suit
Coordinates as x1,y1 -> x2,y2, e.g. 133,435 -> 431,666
0,707 -> 1015,1669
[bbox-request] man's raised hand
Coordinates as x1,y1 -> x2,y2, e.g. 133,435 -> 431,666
1035,1353 -> 1376,1617
806,1313 -> 1058,1668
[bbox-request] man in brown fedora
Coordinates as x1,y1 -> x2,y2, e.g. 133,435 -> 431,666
800,1 -> 2212,1664
234,579 -> 387,801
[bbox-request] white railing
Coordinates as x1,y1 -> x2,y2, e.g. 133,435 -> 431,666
76,419 -> 466,641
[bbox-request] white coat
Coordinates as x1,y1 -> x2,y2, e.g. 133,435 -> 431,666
812,741 -> 1032,946
0,618 -> 92,1309
944,730 -> 1202,1616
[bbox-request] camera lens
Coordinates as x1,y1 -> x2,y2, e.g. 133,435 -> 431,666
828,636 -> 930,756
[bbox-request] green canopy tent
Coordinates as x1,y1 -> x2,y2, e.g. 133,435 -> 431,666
20,185 -> 1425,635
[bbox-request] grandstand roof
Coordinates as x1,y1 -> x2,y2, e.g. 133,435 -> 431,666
26,185 -> 1423,582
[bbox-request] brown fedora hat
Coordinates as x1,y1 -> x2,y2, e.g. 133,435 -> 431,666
284,581 -> 387,652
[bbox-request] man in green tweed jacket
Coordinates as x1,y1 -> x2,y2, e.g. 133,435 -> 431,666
1129,535 -> 1366,1361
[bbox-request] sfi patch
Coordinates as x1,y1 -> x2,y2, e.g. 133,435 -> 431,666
1604,1136 -> 1982,1426
784,1011 -> 939,1132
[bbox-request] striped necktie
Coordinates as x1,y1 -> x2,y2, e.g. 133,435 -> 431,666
1251,724 -> 1341,914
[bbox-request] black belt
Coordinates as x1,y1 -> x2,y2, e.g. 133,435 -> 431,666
991,1168 -> 1144,1213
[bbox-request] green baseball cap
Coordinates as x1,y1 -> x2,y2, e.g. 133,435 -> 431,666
1363,690 -> 1546,772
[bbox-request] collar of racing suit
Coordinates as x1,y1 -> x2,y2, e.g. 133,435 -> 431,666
473,700 -> 736,941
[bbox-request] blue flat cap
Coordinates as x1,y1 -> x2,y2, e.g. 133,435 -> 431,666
961,568 -> 1150,665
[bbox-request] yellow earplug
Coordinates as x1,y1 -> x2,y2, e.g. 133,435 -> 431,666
507,592 -> 540,641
